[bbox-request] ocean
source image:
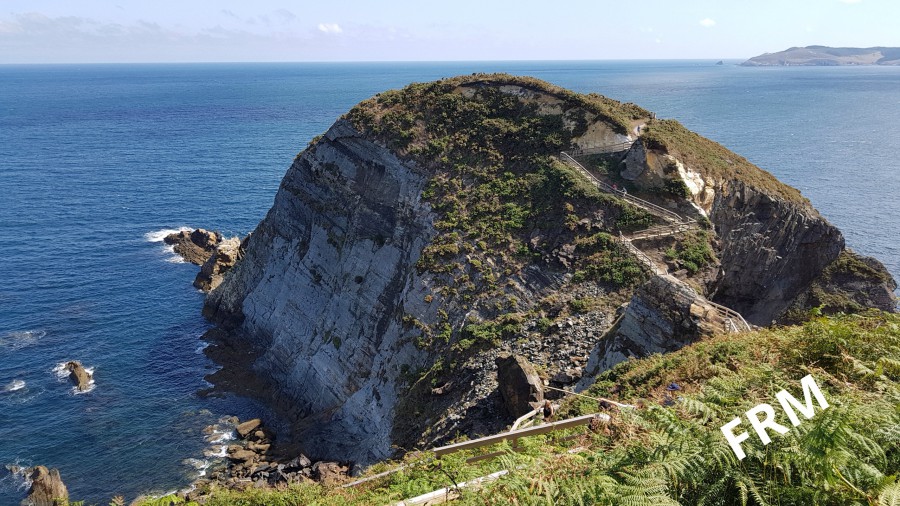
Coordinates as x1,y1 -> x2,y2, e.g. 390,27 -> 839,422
1,61 -> 898,502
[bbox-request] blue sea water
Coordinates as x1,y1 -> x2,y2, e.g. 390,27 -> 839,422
0,61 -> 898,502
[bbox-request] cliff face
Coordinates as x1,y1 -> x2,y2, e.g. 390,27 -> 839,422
203,74 -> 895,466
629,120 -> 896,324
204,120 -> 438,464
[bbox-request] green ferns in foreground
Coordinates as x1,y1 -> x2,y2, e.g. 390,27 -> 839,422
136,311 -> 900,505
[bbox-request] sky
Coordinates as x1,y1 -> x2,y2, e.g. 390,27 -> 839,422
0,0 -> 896,63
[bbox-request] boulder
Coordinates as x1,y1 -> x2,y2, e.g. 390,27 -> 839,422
164,228 -> 222,265
228,450 -> 258,463
64,361 -> 92,391
194,236 -> 244,292
21,466 -> 68,506
312,461 -> 348,486
495,353 -> 544,418
236,419 -> 262,439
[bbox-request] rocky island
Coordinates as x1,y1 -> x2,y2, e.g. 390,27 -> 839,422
742,45 -> 900,66
195,73 -> 895,474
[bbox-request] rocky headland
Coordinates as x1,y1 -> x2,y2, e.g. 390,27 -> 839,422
742,45 -> 900,66
190,74 -> 895,478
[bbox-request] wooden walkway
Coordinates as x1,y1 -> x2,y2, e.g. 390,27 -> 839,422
558,148 -> 751,333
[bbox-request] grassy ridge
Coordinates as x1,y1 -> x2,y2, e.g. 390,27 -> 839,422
640,119 -> 806,203
134,311 -> 900,505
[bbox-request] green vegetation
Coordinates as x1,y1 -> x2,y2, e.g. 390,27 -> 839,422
641,119 -> 805,203
132,311 -> 900,505
574,232 -> 648,286
665,230 -> 716,274
782,250 -> 898,323
348,75 -> 655,300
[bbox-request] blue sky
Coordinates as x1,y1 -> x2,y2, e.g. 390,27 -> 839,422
0,0 -> 895,63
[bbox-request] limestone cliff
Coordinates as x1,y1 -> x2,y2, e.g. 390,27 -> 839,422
202,74 -> 895,467
204,119 -> 437,464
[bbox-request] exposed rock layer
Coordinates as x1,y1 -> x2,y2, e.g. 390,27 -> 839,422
204,119 -> 436,464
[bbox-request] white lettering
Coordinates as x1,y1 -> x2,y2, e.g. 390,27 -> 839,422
720,374 -> 828,459
745,403 -> 790,445
775,374 -> 830,426
720,417 -> 750,460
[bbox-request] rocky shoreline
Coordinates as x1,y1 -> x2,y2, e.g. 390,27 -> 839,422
170,417 -> 351,503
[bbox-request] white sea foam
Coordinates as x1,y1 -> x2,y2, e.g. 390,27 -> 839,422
194,342 -> 210,355
3,461 -> 33,492
1,330 -> 46,350
2,380 -> 26,393
52,362 -> 69,381
144,227 -> 191,243
145,228 -> 191,263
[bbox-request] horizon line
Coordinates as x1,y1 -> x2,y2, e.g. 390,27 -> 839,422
0,57 -> 749,66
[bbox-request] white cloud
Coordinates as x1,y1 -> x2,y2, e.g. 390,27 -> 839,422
699,18 -> 716,28
317,23 -> 342,34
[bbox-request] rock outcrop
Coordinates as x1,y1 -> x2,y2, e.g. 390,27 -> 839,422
200,74 -> 895,470
21,466 -> 68,506
194,236 -> 244,292
579,275 -> 727,380
165,228 -> 244,292
624,121 -> 897,324
64,361 -> 91,391
165,229 -> 222,265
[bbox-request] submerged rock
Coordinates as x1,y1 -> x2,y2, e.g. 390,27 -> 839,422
21,466 -> 68,506
64,361 -> 91,392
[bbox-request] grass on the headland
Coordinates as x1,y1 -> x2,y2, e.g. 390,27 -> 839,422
125,310 -> 900,506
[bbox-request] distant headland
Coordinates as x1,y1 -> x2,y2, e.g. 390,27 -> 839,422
742,45 -> 900,66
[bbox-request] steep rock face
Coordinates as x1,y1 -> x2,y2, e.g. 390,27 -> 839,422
579,275 -> 726,382
204,120 -> 437,464
707,179 -> 843,323
625,123 -> 896,325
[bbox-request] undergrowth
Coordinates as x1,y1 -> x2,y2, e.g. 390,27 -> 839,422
130,311 -> 900,506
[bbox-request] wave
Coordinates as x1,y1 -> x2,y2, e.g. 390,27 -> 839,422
0,329 -> 46,350
145,228 -> 192,263
2,461 -> 33,492
144,227 -> 191,243
2,380 -> 26,393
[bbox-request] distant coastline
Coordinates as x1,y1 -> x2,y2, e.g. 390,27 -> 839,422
742,45 -> 900,66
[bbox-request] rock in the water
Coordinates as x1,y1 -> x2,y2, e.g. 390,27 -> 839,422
495,353 -> 543,418
21,466 -> 68,506
64,361 -> 92,391
236,418 -> 262,439
164,228 -> 222,265
194,236 -> 244,292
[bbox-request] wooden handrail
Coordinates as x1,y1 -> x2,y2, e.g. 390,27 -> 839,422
432,413 -> 607,458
